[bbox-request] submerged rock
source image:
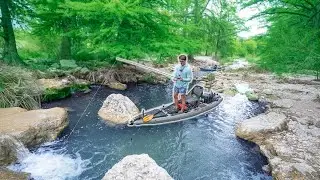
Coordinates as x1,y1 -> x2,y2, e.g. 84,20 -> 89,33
102,154 -> 173,180
98,94 -> 139,125
0,107 -> 68,148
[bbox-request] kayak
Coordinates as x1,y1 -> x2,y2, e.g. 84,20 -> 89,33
200,65 -> 219,71
127,84 -> 223,127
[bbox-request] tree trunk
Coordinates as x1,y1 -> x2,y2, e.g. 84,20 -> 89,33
59,35 -> 72,59
214,30 -> 221,60
59,21 -> 72,60
0,0 -> 22,64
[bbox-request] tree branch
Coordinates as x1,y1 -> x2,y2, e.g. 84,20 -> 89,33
280,0 -> 312,11
304,0 -> 316,8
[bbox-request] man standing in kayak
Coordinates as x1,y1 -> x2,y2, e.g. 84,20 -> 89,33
172,54 -> 193,113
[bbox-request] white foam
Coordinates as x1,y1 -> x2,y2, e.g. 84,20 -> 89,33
8,142 -> 88,180
235,83 -> 253,94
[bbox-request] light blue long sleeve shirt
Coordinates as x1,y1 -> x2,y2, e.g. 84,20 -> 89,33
171,64 -> 193,88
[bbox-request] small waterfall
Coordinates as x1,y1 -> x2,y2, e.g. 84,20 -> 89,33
8,140 -> 88,180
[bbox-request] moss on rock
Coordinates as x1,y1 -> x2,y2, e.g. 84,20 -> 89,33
42,83 -> 90,102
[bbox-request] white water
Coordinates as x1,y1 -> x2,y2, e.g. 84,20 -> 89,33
226,59 -> 250,70
235,83 -> 253,94
8,141 -> 88,180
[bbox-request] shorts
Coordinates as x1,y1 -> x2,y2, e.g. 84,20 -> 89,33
173,86 -> 187,94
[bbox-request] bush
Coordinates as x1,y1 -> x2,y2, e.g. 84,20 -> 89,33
0,63 -> 42,110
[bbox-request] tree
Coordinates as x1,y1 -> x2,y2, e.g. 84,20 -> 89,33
242,0 -> 320,79
0,0 -> 22,64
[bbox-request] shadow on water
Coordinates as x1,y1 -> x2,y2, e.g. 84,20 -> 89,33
12,83 -> 272,180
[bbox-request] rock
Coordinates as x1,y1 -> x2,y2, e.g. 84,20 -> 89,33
102,154 -> 173,180
60,59 -> 78,69
236,112 -> 288,142
0,135 -> 28,166
98,94 -> 139,125
262,164 -> 271,174
262,89 -> 273,95
0,168 -> 29,180
107,81 -> 127,90
0,107 -> 27,117
245,92 -> 259,101
0,107 -> 68,148
315,121 -> 320,128
37,78 -> 68,89
271,99 -> 295,109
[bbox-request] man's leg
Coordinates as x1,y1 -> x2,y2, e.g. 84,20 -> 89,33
180,94 -> 186,112
180,87 -> 187,112
173,87 -> 179,109
174,93 -> 179,109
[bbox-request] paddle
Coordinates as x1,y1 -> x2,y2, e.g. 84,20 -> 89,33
142,103 -> 172,123
143,114 -> 154,123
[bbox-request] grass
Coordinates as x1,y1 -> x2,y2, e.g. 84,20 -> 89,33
0,63 -> 42,110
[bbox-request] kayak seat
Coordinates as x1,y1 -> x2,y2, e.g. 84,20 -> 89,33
186,85 -> 204,107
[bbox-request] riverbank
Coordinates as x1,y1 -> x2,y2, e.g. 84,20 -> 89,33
211,69 -> 320,179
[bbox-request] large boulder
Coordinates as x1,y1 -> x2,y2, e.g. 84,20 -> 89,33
0,107 -> 68,147
98,94 -> 139,125
236,112 -> 288,143
102,154 -> 173,180
0,135 -> 28,166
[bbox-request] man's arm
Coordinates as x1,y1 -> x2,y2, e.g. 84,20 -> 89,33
171,66 -> 178,81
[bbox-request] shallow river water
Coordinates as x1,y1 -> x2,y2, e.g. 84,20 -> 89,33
9,83 -> 271,180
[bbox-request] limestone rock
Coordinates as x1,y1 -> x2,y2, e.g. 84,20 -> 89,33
0,135 -> 28,166
0,107 -> 27,117
271,99 -> 295,109
0,107 -> 68,147
37,78 -> 68,89
236,112 -> 288,142
107,81 -> 127,90
102,154 -> 173,180
0,168 -> 29,180
98,94 -> 139,125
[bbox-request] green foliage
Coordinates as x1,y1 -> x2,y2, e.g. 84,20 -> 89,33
42,84 -> 89,102
0,63 -> 42,109
243,0 -> 320,79
2,0 -> 244,67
